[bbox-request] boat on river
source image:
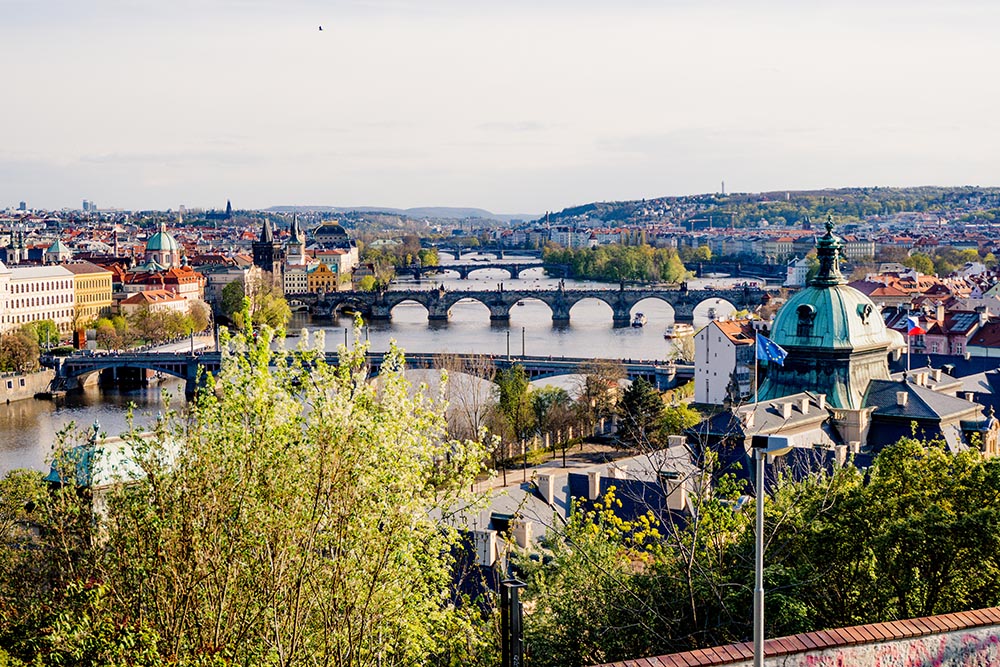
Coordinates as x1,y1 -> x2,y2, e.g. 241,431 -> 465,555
631,313 -> 647,327
663,323 -> 694,339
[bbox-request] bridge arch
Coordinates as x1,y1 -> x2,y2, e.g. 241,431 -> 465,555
628,296 -> 677,323
567,296 -> 617,322
388,298 -> 432,319
693,297 -> 738,323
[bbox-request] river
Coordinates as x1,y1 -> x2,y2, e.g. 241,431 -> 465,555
0,253 -> 754,476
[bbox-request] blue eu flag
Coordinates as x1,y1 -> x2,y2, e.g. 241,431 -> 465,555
756,333 -> 787,366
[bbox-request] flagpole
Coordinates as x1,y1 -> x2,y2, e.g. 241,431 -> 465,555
754,333 -> 759,405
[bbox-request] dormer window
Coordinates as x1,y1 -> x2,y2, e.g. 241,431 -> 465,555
796,304 -> 816,337
857,303 -> 873,325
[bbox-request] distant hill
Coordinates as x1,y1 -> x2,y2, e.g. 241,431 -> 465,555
536,186 -> 1000,228
265,205 -> 534,223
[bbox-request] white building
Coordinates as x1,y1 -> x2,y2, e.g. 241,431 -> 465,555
694,320 -> 756,405
785,256 -> 812,287
0,263 -> 76,335
282,264 -> 310,295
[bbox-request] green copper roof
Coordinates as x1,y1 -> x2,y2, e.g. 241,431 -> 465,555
46,239 -> 71,254
771,216 -> 892,352
146,226 -> 179,252
771,283 -> 893,351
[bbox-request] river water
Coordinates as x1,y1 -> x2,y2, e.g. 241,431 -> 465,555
1,254 -> 754,476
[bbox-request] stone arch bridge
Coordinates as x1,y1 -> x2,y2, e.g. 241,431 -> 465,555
302,285 -> 775,325
405,261 -> 568,281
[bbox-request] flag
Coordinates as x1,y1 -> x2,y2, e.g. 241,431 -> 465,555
756,333 -> 788,366
907,315 -> 925,336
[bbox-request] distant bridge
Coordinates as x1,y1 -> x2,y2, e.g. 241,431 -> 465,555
405,261 -> 567,281
297,284 -> 775,325
430,245 -> 543,261
52,350 -> 693,394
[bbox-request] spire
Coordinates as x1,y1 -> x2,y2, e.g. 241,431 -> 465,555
260,217 -> 274,243
811,214 -> 846,287
225,199 -> 232,218
289,213 -> 301,243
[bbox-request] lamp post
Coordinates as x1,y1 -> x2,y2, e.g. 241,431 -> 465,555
750,434 -> 792,667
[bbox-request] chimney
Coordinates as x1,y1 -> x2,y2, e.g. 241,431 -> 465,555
667,435 -> 687,449
511,519 -> 533,549
932,368 -> 942,382
936,303 -> 945,322
964,391 -> 976,402
800,397 -> 810,414
782,402 -> 793,420
588,470 -> 601,500
896,391 -> 909,407
535,473 -> 556,505
817,394 -> 827,411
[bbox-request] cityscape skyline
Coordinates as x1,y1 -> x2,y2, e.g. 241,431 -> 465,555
3,0 -> 999,213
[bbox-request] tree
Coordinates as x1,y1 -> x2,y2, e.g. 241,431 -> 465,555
660,403 -> 701,436
494,364 -> 536,467
220,280 -> 245,320
0,330 -> 40,373
0,325 -> 496,666
904,252 -> 934,275
21,320 -> 60,350
617,378 -> 666,450
224,276 -> 292,330
186,299 -> 211,333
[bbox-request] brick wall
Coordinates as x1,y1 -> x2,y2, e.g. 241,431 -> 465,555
593,608 -> 1000,667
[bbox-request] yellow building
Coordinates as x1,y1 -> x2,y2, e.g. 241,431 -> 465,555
62,261 -> 113,326
307,262 -> 340,294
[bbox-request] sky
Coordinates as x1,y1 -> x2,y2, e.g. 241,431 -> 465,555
2,0 -> 999,214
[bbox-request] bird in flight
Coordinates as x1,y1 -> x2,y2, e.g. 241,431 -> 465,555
318,25 -> 323,31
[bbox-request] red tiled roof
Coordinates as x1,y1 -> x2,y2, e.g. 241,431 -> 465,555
591,607 -> 1000,667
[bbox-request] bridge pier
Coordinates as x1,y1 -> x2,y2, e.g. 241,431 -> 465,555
427,303 -> 451,321
488,304 -> 510,322
612,306 -> 632,328
370,304 -> 392,320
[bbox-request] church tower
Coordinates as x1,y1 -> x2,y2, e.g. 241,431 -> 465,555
252,217 -> 284,279
285,214 -> 306,265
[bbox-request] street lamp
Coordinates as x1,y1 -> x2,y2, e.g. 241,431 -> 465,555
749,433 -> 793,667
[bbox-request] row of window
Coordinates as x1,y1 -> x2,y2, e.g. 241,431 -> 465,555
7,310 -> 72,325
9,280 -> 71,293
8,294 -> 72,308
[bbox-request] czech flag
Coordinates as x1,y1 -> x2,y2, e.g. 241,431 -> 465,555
756,333 -> 788,366
907,315 -> 925,336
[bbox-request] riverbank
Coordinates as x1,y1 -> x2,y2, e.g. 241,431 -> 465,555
0,370 -> 55,404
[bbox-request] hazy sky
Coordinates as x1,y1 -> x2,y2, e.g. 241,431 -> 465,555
2,0 -> 998,214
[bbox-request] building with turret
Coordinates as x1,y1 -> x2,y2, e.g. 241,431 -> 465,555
252,218 -> 284,280
696,218 -> 998,479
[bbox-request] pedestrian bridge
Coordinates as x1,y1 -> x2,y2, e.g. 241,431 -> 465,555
51,350 -> 693,395
298,284 -> 774,325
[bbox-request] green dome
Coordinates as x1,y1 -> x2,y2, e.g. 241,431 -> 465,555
771,283 -> 892,352
46,239 -> 71,255
758,217 -> 891,410
146,226 -> 179,252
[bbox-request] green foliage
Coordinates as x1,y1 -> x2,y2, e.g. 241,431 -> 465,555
357,275 -> 378,292
220,280 -> 245,319
20,320 -> 60,349
660,403 -> 701,436
904,252 -> 935,275
0,329 -> 40,373
543,245 -> 690,283
0,326 -> 496,666
617,378 -> 666,450
224,276 -> 291,331
127,300 -> 211,346
518,438 -> 1000,664
494,364 -> 535,443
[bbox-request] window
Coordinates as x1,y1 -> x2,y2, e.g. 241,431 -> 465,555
796,304 -> 816,337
